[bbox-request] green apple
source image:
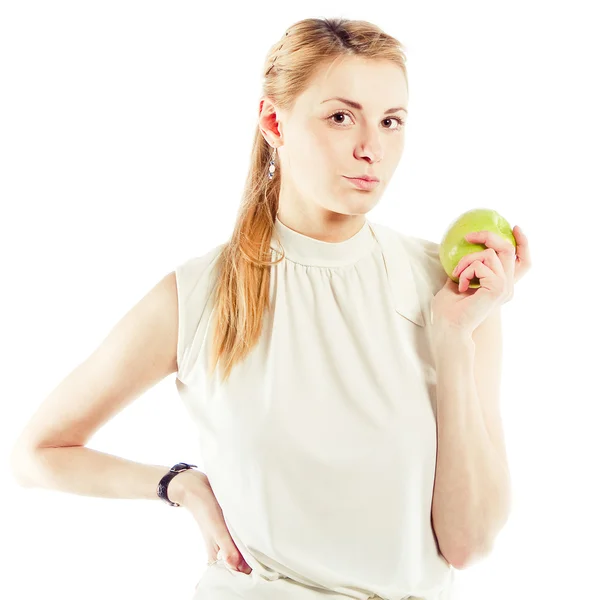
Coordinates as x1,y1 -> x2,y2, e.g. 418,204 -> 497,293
439,208 -> 517,289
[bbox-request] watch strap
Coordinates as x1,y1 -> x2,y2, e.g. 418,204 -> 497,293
157,462 -> 198,507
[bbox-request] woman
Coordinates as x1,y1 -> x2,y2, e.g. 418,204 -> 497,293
10,17 -> 531,600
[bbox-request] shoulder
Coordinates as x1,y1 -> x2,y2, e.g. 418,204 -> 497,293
173,241 -> 228,382
174,242 -> 229,305
175,242 -> 228,283
401,232 -> 448,296
173,241 -> 228,322
370,221 -> 448,297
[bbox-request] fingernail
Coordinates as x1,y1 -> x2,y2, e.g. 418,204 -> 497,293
238,561 -> 251,573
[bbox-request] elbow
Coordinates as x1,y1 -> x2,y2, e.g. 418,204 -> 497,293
10,445 -> 42,488
440,536 -> 491,570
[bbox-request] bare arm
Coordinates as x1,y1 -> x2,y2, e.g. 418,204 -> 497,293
10,269 -> 206,506
11,445 -> 208,506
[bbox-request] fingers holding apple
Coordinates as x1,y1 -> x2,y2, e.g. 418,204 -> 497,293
439,208 -> 518,289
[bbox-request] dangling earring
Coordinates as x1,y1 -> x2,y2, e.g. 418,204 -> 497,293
268,147 -> 277,180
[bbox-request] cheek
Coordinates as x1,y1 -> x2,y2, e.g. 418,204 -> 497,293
298,125 -> 351,183
317,137 -> 348,176
302,139 -> 338,177
305,124 -> 339,156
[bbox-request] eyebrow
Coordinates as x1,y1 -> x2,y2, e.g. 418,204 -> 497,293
320,96 -> 408,115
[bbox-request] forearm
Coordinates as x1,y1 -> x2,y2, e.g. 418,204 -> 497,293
12,445 -> 199,507
430,327 -> 511,565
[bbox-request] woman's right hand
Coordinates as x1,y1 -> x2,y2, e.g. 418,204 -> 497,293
172,469 -> 252,575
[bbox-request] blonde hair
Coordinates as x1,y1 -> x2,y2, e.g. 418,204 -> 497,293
209,17 -> 409,384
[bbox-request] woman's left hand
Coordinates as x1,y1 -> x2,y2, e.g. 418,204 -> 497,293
430,225 -> 531,335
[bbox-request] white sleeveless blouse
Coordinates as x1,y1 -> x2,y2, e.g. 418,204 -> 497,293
174,215 -> 458,600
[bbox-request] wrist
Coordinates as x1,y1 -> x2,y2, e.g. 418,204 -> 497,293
432,320 -> 472,336
168,468 -> 209,509
431,323 -> 475,353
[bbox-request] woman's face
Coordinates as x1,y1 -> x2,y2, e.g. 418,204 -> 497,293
261,56 -> 409,223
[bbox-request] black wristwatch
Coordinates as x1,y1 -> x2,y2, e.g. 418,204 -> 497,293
157,462 -> 198,507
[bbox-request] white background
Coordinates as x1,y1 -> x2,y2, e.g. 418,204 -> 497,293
2,1 -> 599,599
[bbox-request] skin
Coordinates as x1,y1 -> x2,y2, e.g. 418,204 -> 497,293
258,55 -> 409,243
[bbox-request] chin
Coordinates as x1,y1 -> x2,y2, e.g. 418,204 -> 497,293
332,197 -> 380,216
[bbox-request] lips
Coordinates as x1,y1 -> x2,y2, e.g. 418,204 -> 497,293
344,175 -> 380,182
344,177 -> 380,190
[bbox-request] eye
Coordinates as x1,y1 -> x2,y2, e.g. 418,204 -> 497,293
327,110 -> 405,131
